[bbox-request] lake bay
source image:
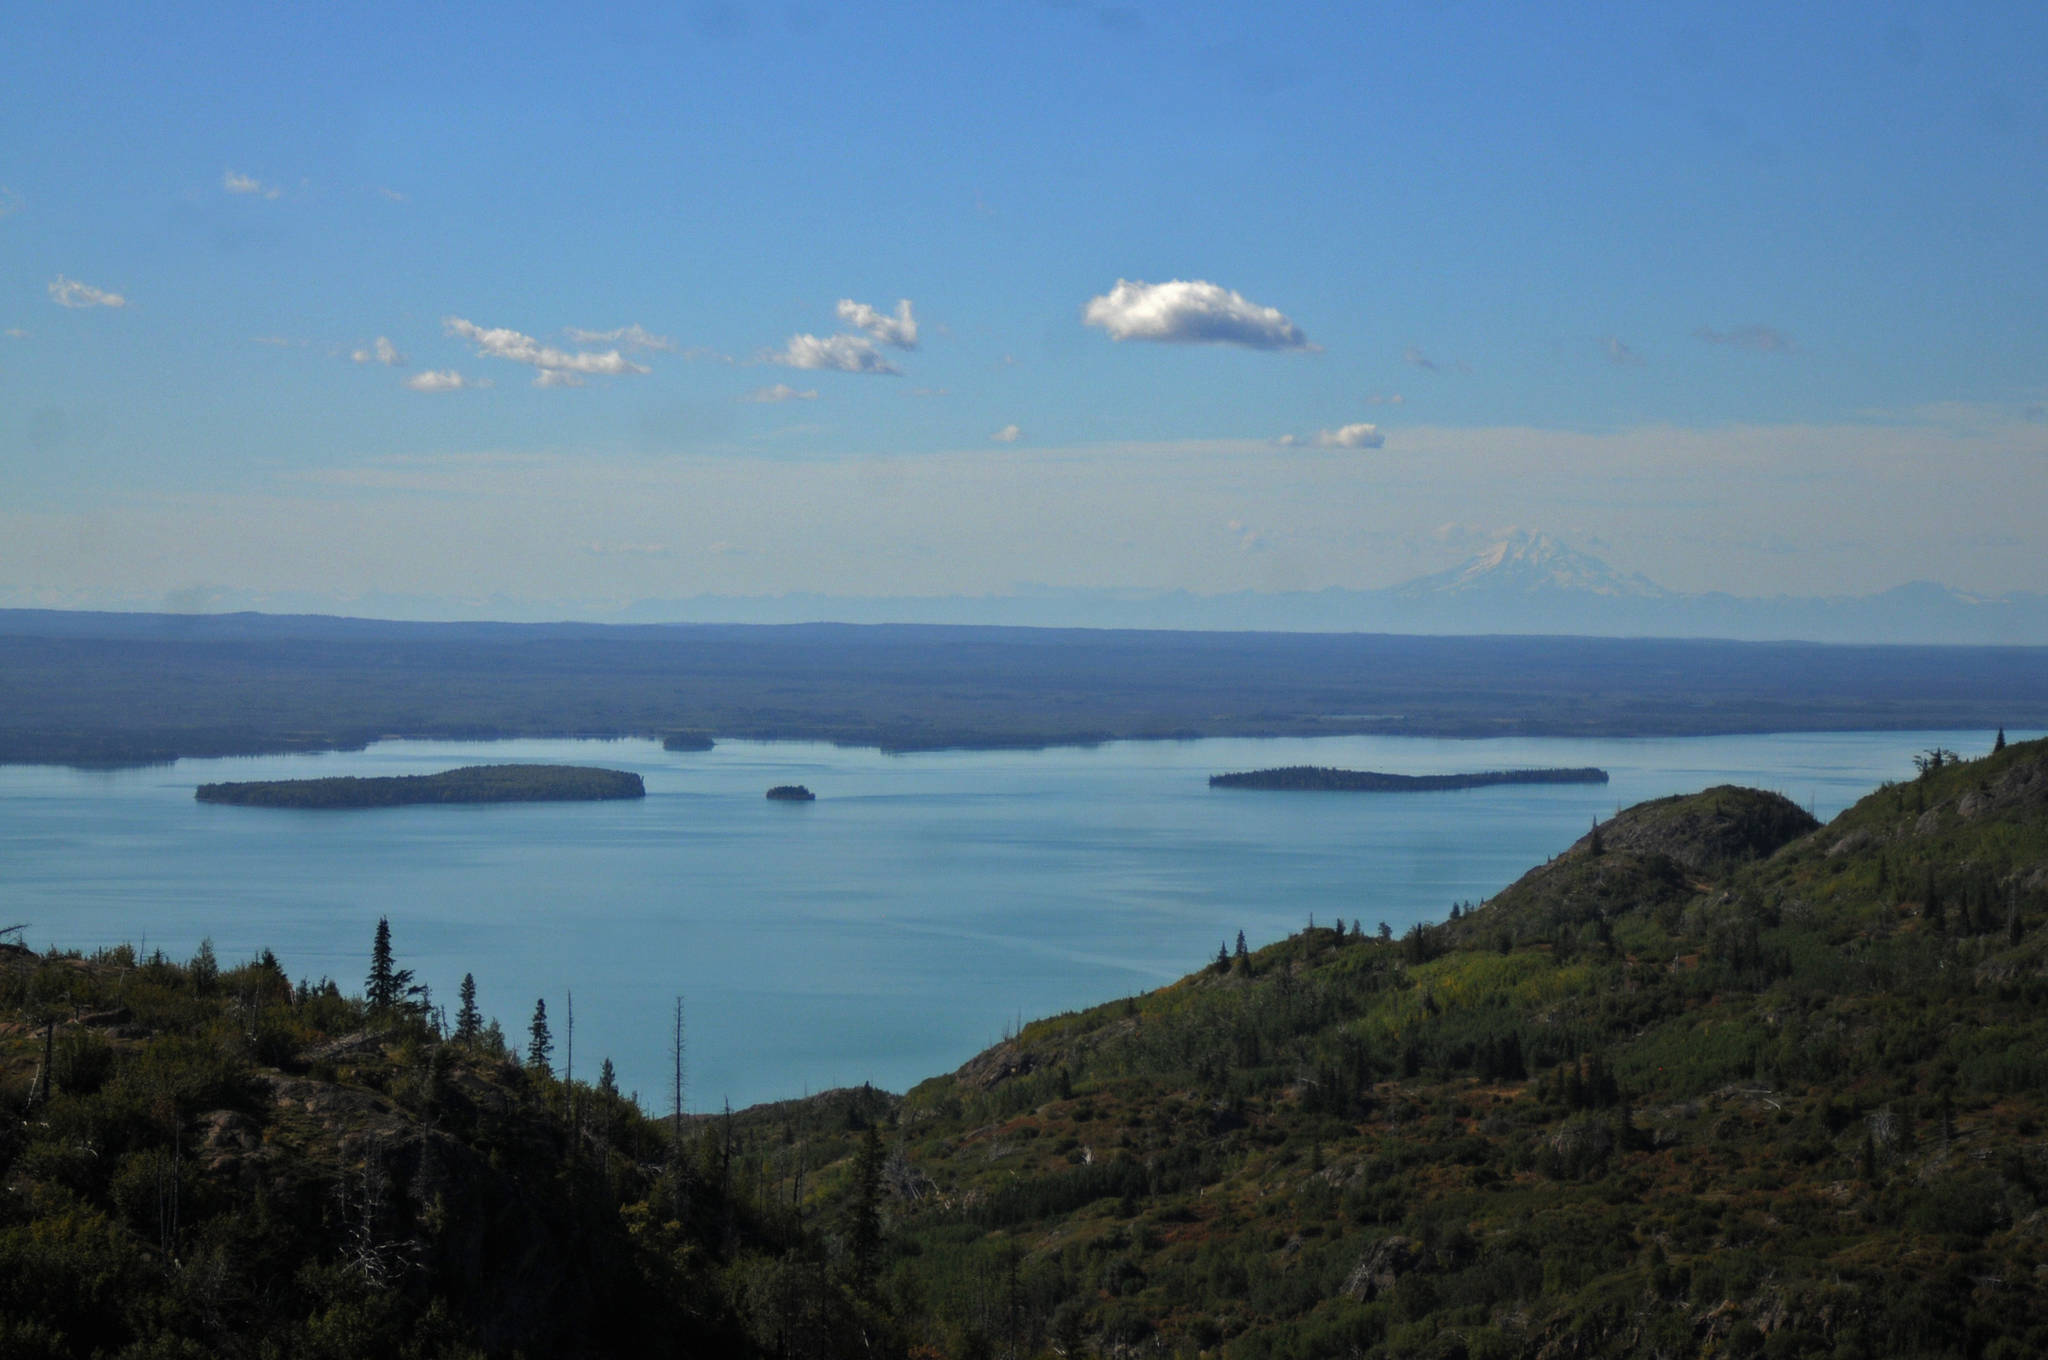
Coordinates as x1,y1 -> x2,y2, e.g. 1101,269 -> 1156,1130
1,729 -> 2014,1109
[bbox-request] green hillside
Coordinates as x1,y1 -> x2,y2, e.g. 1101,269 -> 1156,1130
5,735 -> 2046,1358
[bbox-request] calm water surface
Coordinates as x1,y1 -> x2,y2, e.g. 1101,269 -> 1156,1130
1,729 -> 2016,1108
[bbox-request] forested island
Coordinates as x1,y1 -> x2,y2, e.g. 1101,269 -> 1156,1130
1210,764 -> 1609,791
194,763 -> 645,808
766,784 -> 816,801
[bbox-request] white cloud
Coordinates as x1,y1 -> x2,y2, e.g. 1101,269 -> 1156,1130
1081,278 -> 1311,350
223,170 -> 282,200
1367,392 -> 1405,405
445,317 -> 650,382
377,186 -> 408,203
351,336 -> 407,367
565,323 -> 675,352
4,328 -> 28,340
0,186 -> 21,217
836,298 -> 918,349
48,276 -> 127,309
991,423 -> 1022,443
1695,323 -> 1795,353
403,369 -> 486,392
1275,422 -> 1384,450
771,332 -> 901,374
743,383 -> 820,403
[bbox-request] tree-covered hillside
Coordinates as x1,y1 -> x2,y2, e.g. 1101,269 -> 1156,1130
6,735 -> 2048,1357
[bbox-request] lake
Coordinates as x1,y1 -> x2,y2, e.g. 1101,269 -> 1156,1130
0,728 -> 2014,1109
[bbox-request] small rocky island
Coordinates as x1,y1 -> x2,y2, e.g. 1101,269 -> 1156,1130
1210,765 -> 1609,792
765,784 -> 816,801
196,764 -> 646,809
661,732 -> 715,752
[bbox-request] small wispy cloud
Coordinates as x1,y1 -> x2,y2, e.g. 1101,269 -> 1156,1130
1601,336 -> 1643,366
5,328 -> 29,340
1367,392 -> 1405,406
742,383 -> 820,403
1275,422 -> 1385,450
1403,344 -> 1469,373
991,423 -> 1023,443
836,298 -> 918,349
587,541 -> 668,556
0,186 -> 22,218
376,186 -> 408,203
48,276 -> 127,309
403,369 -> 487,393
565,323 -> 675,352
351,336 -> 407,367
445,317 -> 650,386
1083,278 -> 1312,350
770,332 -> 900,375
1695,323 -> 1794,353
223,170 -> 283,200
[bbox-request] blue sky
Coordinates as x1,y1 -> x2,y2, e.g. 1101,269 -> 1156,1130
4,2 -> 2045,615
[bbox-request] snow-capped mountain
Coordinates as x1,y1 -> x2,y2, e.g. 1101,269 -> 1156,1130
1396,531 -> 1672,601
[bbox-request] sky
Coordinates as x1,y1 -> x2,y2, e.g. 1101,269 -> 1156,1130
3,1 -> 2045,618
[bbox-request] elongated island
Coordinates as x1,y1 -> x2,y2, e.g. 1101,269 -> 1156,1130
1209,765 -> 1608,791
195,764 -> 645,809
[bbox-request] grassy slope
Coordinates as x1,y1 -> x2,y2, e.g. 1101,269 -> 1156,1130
6,737 -> 2048,1358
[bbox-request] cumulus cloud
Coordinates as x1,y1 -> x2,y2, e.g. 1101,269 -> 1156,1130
565,323 -> 675,352
1601,336 -> 1643,366
351,336 -> 407,367
445,317 -> 650,384
836,298 -> 918,349
743,383 -> 820,403
1695,323 -> 1795,353
48,276 -> 127,309
1082,278 -> 1311,350
991,423 -> 1022,443
403,369 -> 486,392
1276,422 -> 1384,450
223,170 -> 283,199
770,332 -> 900,375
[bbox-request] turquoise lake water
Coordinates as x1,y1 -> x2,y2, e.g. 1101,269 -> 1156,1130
0,729 -> 2017,1109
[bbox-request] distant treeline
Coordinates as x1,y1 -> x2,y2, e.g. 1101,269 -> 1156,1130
1210,765 -> 1610,791
195,764 -> 645,809
5,610 -> 2046,766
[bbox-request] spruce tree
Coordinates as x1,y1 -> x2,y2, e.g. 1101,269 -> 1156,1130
454,973 -> 481,1045
365,917 -> 416,1014
527,997 -> 553,1073
1994,726 -> 2006,753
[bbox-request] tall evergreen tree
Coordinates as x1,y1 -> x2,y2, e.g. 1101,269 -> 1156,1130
527,997 -> 553,1073
1994,726 -> 2007,753
365,917 -> 415,1014
454,973 -> 481,1045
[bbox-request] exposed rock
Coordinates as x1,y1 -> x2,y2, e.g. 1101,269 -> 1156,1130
1341,1234 -> 1421,1301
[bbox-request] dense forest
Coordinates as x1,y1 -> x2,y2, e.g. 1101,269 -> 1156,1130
194,764 -> 645,809
1209,767 -> 1609,792
5,734 -> 2048,1357
4,609 -> 2046,765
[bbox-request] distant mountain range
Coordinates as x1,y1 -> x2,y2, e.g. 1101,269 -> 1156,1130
605,531 -> 2047,645
15,531 -> 2041,643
